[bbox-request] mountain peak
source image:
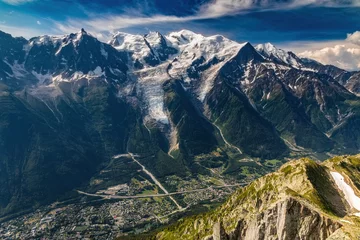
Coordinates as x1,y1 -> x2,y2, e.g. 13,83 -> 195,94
174,29 -> 199,37
28,35 -> 63,47
256,42 -> 283,58
167,29 -> 204,45
145,31 -> 162,38
80,28 -> 87,35
144,31 -> 165,46
256,42 -> 302,68
263,42 -> 276,50
71,28 -> 92,43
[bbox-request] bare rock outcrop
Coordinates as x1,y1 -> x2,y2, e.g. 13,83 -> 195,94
211,198 -> 341,240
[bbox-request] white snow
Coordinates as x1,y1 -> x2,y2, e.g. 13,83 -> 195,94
299,67 -> 317,72
29,30 -> 90,57
3,60 -> 27,78
100,44 -> 108,59
261,62 -> 290,71
29,35 -> 63,47
110,31 -> 172,67
32,71 -> 52,84
266,92 -> 271,100
198,63 -> 224,101
243,60 -> 253,79
168,33 -> 241,63
144,31 -> 163,49
110,32 -> 157,65
51,66 -> 105,83
256,43 -> 302,68
110,29 -> 247,123
330,171 -> 360,215
167,30 -> 246,101
92,66 -> 103,76
167,30 -> 202,45
134,62 -> 170,124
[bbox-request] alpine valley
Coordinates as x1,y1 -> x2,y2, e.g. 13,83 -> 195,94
0,28 -> 360,239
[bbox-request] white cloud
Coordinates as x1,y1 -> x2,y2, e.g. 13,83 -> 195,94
53,14 -> 202,35
347,31 -> 360,46
298,39 -> 360,71
36,20 -> 41,25
52,0 -> 360,36
0,23 -> 48,38
1,0 -> 34,5
198,0 -> 360,18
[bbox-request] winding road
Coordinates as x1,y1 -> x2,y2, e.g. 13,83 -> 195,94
128,153 -> 183,210
77,184 -> 245,200
78,153 -> 247,208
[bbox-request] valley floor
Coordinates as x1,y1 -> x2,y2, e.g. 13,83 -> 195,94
0,154 -> 250,239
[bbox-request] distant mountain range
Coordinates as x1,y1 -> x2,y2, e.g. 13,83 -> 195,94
0,28 -> 360,218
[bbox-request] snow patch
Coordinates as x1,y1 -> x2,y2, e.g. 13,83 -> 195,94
29,35 -> 63,47
330,171 -> 360,215
3,60 -> 27,78
52,66 -> 105,83
32,71 -> 52,84
100,44 -> 108,59
266,92 -> 271,100
299,67 -> 317,72
261,62 -> 290,71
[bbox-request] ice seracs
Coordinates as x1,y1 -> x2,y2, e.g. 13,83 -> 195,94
134,62 -> 171,124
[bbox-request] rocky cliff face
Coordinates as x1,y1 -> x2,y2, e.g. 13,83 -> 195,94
210,198 -> 341,240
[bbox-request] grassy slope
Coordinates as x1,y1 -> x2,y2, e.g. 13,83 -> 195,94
153,155 -> 360,240
206,75 -> 288,159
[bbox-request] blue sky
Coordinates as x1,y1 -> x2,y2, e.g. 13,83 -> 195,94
1,0 -> 360,69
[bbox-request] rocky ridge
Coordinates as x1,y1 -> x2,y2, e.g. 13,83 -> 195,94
156,155 -> 360,240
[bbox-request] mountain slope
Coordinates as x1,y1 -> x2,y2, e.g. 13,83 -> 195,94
300,57 -> 360,95
0,28 -> 360,221
156,155 -> 360,240
0,78 -> 140,217
232,44 -> 360,153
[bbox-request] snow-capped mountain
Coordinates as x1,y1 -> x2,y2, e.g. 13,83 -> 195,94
109,30 -> 245,123
0,28 -> 360,219
255,42 -> 303,68
21,29 -> 128,86
109,31 -> 177,68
